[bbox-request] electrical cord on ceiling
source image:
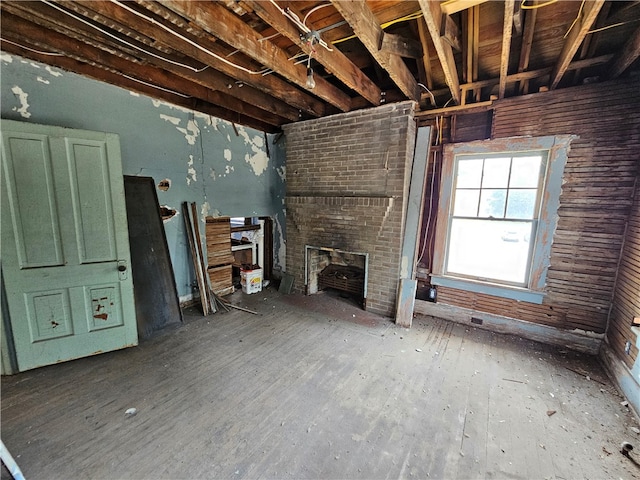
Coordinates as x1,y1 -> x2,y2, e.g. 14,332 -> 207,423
418,82 -> 437,107
270,0 -> 333,51
110,0 -> 269,75
0,38 -> 64,56
332,10 -> 423,45
303,3 -> 332,27
121,73 -> 190,97
41,0 -> 213,73
588,17 -> 640,34
564,0 -> 586,39
521,0 -> 557,9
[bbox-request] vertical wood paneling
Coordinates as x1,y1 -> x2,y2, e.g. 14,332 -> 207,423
432,78 -> 640,340
608,181 -> 640,368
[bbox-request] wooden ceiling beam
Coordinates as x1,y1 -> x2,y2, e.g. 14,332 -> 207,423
240,0 -> 381,107
573,1 -> 611,83
550,0 -> 605,90
158,0 -> 352,112
607,25 -> 640,79
419,53 -> 614,105
517,0 -> 538,94
330,0 -> 421,101
0,13 -> 286,130
0,41 -> 279,133
440,0 -> 489,16
416,18 -> 434,92
418,0 -> 461,105
499,0 -> 515,99
66,1 -> 300,122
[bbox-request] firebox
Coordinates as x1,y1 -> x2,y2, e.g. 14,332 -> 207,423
305,245 -> 368,308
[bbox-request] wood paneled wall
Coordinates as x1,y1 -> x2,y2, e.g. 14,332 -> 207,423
424,77 -> 640,340
608,180 -> 640,368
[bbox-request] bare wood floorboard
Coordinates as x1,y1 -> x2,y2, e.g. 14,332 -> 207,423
2,287 -> 639,480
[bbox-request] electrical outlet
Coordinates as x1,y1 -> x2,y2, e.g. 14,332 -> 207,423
625,340 -> 632,355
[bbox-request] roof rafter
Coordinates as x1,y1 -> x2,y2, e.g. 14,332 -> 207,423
61,0 -> 301,123
499,0 -> 515,99
0,14 -> 279,132
417,0 -> 461,105
517,0 -> 538,94
239,0 -> 381,107
607,25 -> 640,79
330,0 -> 421,102
550,0 -> 605,90
158,0 -> 352,112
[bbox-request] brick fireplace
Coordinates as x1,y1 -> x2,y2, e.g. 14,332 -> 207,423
283,102 -> 417,316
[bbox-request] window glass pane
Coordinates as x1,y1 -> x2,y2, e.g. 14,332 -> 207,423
510,156 -> 542,188
482,157 -> 511,188
479,189 -> 506,218
456,159 -> 483,188
506,189 -> 538,219
446,218 -> 532,284
453,189 -> 479,217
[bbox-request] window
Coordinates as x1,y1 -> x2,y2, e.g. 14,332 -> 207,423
446,152 -> 547,286
431,136 -> 575,304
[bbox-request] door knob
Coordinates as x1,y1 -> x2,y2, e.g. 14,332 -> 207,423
118,264 -> 127,272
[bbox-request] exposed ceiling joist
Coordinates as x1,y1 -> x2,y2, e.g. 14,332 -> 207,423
240,0 -> 381,107
418,0 -> 461,105
416,18 -> 434,92
159,0 -> 352,112
550,0 -> 605,90
441,0 -> 490,16
1,0 -> 638,131
608,25 -> 640,79
499,0 -> 515,99
517,0 -> 538,94
330,0 -> 421,102
0,14 -> 278,132
61,0 -> 300,123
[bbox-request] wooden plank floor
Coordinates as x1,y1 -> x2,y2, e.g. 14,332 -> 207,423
2,287 -> 639,480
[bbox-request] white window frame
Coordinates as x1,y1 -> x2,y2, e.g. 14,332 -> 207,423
430,135 -> 575,304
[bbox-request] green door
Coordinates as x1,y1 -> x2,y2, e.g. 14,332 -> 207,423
1,120 -> 137,372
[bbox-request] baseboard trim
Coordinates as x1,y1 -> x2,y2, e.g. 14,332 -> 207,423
599,341 -> 640,418
414,300 -> 603,354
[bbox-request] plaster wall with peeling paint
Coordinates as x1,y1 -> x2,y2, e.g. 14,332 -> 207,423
1,53 -> 286,302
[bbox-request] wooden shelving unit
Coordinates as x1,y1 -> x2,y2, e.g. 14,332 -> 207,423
205,216 -> 235,296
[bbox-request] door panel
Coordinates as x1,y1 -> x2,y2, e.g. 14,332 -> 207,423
84,284 -> 123,332
66,139 -> 117,263
1,120 -> 138,372
25,289 -> 73,341
2,133 -> 64,268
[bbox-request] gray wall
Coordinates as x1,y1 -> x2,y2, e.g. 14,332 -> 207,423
1,52 -> 286,301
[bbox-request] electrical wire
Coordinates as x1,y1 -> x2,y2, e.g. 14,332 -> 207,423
271,0 -> 333,51
588,18 -> 640,34
303,3 -> 332,27
110,0 -> 269,75
0,38 -> 64,56
416,149 -> 438,269
121,73 -> 190,97
521,0 -> 557,9
332,10 -> 424,45
418,83 -> 437,107
40,0 -> 214,73
564,0 -> 586,39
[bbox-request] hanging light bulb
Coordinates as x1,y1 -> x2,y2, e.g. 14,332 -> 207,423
306,66 -> 316,89
305,54 -> 316,90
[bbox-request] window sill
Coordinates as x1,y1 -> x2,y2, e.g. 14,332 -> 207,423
430,275 -> 545,304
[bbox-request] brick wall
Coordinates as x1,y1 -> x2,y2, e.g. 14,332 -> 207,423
283,101 -> 416,316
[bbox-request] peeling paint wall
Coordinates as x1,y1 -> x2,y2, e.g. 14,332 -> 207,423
1,53 -> 286,301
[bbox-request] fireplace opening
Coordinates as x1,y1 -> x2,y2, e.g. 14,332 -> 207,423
305,246 -> 368,309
